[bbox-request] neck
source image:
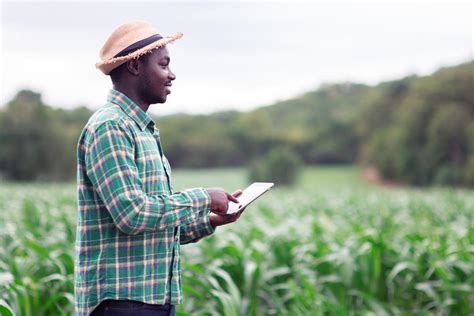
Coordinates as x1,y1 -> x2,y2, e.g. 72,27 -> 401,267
113,84 -> 150,112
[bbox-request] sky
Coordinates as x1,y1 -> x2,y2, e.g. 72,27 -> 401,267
1,0 -> 472,116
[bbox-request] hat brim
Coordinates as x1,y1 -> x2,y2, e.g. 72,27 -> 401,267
96,32 -> 183,75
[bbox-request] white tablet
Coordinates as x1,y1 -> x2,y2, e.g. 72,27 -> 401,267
227,182 -> 274,214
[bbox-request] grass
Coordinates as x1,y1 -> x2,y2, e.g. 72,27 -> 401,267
0,166 -> 473,315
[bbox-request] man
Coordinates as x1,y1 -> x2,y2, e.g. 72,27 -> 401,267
75,21 -> 245,316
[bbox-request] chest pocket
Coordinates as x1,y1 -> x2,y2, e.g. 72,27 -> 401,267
134,131 -> 168,194
162,155 -> 173,192
153,129 -> 173,193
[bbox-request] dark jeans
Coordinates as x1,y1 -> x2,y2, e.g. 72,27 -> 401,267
91,299 -> 176,316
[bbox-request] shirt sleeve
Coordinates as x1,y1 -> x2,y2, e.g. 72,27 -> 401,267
179,211 -> 215,244
84,121 -> 212,235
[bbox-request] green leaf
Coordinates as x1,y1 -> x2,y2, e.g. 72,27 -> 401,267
0,300 -> 14,316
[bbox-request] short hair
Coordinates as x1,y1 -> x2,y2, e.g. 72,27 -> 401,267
110,53 -> 153,83
109,62 -> 127,83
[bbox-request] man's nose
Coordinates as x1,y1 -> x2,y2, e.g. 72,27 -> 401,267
169,69 -> 176,81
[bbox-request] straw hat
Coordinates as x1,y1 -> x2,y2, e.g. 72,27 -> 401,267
96,21 -> 183,75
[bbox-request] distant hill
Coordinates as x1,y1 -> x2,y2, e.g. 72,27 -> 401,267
158,61 -> 473,185
1,61 -> 473,185
158,82 -> 371,166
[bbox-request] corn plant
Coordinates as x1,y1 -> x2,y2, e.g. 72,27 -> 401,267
1,167 -> 473,315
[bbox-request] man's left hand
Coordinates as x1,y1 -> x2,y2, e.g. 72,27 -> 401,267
210,190 -> 246,229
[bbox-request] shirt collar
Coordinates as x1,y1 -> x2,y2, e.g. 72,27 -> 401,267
107,89 -> 155,131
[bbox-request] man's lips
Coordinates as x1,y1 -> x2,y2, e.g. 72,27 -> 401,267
164,83 -> 172,94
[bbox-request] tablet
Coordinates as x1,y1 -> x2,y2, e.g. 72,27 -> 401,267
227,182 -> 274,214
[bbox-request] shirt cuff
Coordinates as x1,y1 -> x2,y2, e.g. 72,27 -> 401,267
201,210 -> 216,235
181,187 -> 212,218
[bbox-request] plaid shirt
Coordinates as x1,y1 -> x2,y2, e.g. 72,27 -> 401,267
74,89 -> 214,316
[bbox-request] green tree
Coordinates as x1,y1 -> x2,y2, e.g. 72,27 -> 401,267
248,147 -> 302,186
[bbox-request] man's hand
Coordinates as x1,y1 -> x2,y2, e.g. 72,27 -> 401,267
207,188 -> 239,215
210,190 -> 247,229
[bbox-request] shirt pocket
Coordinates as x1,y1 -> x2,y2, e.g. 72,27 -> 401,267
136,135 -> 168,194
162,155 -> 172,185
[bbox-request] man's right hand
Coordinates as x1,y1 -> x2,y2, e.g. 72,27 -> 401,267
206,188 -> 239,215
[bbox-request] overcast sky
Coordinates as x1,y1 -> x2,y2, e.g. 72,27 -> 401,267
1,0 -> 472,115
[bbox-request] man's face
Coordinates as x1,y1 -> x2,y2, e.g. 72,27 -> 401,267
139,47 -> 176,104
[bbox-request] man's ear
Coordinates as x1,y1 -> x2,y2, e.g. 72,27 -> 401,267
126,58 -> 140,76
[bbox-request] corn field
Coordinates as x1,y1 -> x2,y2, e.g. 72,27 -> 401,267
0,167 -> 473,315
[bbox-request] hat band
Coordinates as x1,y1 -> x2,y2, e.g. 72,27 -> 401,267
113,34 -> 163,58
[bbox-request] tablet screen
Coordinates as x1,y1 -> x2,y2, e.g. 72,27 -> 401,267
227,182 -> 274,214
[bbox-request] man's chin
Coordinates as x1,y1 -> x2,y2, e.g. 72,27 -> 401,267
151,96 -> 167,104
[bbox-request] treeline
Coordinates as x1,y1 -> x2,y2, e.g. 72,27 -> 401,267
357,63 -> 474,186
0,62 -> 472,185
159,62 -> 474,186
0,91 -> 91,180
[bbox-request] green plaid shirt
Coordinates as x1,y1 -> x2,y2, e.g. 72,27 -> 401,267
74,89 -> 214,316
